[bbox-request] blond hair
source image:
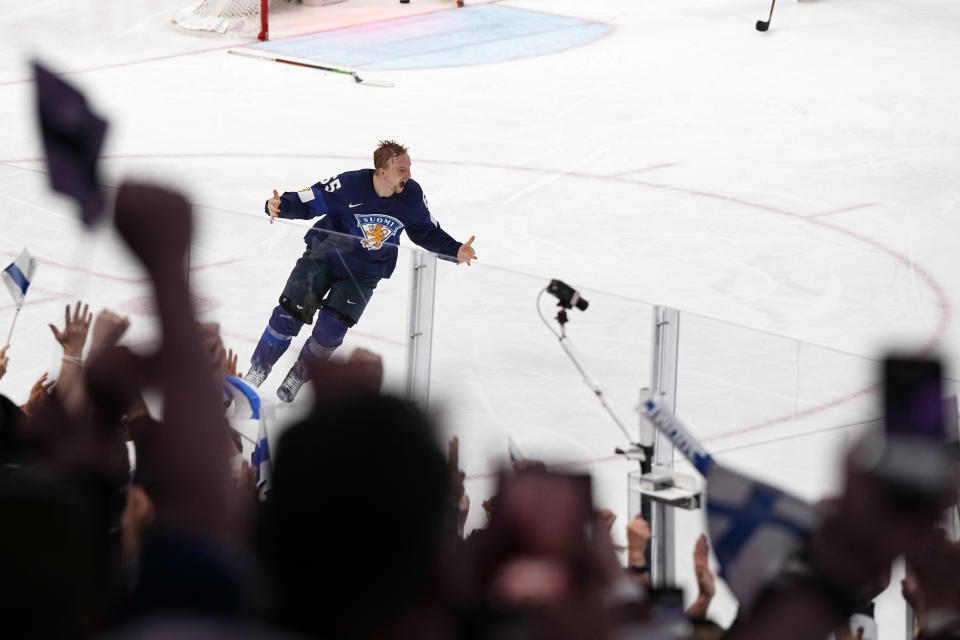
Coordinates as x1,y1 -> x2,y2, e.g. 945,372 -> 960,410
373,140 -> 409,171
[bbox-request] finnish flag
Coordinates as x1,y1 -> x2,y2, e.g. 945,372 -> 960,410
703,464 -> 820,611
251,417 -> 271,500
641,400 -> 821,611
225,375 -> 261,421
3,249 -> 38,308
225,375 -> 271,500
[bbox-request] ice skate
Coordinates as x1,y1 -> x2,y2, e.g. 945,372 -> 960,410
277,369 -> 306,403
244,367 -> 268,388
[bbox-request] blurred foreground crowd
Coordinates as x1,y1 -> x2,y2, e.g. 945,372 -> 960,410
2,182 -> 960,640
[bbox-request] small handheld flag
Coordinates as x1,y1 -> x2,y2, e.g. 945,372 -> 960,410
3,248 -> 37,309
3,248 -> 38,344
640,400 -> 821,612
34,61 -> 108,227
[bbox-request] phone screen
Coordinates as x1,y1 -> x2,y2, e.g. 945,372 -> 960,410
496,471 -> 594,547
884,356 -> 944,440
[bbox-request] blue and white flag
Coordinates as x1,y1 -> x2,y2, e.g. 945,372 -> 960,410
641,400 -> 821,612
224,375 -> 261,420
701,464 -> 820,611
224,375 -> 271,500
251,416 -> 271,500
2,248 -> 38,309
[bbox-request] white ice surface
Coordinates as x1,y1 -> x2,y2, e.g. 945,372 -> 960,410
3,0 -> 960,635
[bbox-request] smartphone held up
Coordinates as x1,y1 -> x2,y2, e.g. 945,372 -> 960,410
857,355 -> 958,512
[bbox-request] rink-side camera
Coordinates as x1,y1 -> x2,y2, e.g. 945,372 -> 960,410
548,279 -> 589,311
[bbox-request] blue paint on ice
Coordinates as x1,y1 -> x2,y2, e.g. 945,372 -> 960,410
250,5 -> 611,70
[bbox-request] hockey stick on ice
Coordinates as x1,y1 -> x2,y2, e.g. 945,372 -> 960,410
756,0 -> 776,31
227,48 -> 394,88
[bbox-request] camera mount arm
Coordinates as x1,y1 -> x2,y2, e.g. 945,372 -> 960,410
537,287 -> 646,460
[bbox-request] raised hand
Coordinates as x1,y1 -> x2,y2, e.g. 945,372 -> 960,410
114,182 -> 192,272
89,309 -> 130,355
267,188 -> 281,223
49,300 -> 92,357
597,508 -> 617,533
21,372 -> 55,417
223,348 -> 239,378
304,348 -> 384,404
694,533 -> 716,599
592,508 -> 627,586
684,533 -> 717,619
457,235 -> 477,265
626,513 -> 651,568
347,347 -> 384,389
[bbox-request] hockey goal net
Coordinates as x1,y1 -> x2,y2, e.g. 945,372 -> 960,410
174,0 -> 270,40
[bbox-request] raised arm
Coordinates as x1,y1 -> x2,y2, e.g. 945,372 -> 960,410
114,181 -> 232,534
403,184 -> 477,263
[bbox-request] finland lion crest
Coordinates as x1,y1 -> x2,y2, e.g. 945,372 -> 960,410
355,214 -> 404,251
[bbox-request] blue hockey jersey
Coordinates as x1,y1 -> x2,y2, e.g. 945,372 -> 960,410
268,169 -> 462,279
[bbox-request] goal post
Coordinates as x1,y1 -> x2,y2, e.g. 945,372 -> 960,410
173,0 -> 270,40
173,0 -> 345,40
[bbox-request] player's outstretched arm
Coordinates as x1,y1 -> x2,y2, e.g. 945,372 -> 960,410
265,187 -> 317,222
457,235 -> 477,266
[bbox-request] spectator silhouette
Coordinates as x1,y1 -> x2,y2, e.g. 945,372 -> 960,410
263,374 -> 452,639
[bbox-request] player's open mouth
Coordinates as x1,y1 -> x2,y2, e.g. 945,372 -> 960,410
398,181 -> 406,189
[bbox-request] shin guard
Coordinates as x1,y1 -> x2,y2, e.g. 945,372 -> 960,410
290,309 -> 349,380
250,306 -> 304,375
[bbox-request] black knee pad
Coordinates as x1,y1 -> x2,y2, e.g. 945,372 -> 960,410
319,303 -> 357,328
279,295 -> 316,325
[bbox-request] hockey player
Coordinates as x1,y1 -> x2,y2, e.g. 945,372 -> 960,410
244,140 -> 477,402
